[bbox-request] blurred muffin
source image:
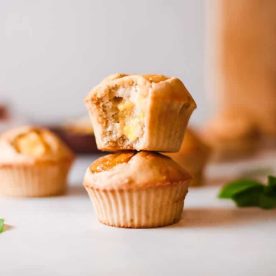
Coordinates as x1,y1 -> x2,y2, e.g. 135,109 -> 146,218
83,151 -> 191,228
85,73 -> 196,152
63,116 -> 93,135
164,128 -> 211,186
203,111 -> 259,161
50,116 -> 98,154
0,126 -> 74,197
0,104 -> 9,121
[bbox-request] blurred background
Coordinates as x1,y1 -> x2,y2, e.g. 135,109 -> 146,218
1,0 -> 276,161
0,0 -> 208,125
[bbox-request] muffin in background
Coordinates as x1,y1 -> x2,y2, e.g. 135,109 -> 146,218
207,0 -> 276,137
50,116 -> 98,154
0,104 -> 9,121
85,73 -> 196,152
63,116 -> 93,135
164,128 -> 211,186
0,126 -> 74,197
83,151 -> 191,228
203,111 -> 259,162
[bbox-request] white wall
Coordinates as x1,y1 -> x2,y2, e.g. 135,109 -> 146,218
0,0 -> 208,125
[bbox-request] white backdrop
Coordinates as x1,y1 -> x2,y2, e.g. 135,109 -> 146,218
0,0 -> 210,125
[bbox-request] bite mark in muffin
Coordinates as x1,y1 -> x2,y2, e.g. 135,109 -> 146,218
85,74 -> 196,152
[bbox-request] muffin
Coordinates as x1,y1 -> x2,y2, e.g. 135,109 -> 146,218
50,116 -> 99,154
0,126 -> 74,197
203,111 -> 260,161
63,116 -> 93,135
164,128 -> 211,186
85,74 -> 196,152
83,151 -> 191,228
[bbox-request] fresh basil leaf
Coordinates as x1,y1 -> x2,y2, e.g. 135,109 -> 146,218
0,218 -> 4,233
268,175 -> 276,185
267,175 -> 276,191
219,175 -> 276,209
259,193 -> 276,209
232,185 -> 264,207
218,179 -> 263,199
265,176 -> 276,196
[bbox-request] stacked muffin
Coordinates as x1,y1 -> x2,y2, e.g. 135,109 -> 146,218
83,74 -> 196,228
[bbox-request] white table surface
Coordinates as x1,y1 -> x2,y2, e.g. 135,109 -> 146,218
1,153 -> 276,276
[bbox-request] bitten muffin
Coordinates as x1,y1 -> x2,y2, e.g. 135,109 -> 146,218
203,111 -> 260,161
0,126 -> 74,197
83,151 -> 191,228
164,128 -> 211,186
85,74 -> 196,152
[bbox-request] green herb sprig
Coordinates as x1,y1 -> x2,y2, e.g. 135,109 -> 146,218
0,218 -> 4,233
218,176 -> 276,209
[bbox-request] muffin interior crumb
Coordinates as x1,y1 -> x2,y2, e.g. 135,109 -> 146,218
94,85 -> 147,149
90,151 -> 136,173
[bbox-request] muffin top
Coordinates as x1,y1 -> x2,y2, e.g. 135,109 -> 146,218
0,126 -> 74,164
85,73 -> 196,105
84,151 -> 191,190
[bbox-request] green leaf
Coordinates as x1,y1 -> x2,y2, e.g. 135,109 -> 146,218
260,176 -> 276,209
267,175 -> 276,191
265,176 -> 276,196
0,218 -> 4,233
259,194 -> 276,209
232,185 -> 264,207
218,179 -> 263,199
219,175 -> 276,209
268,175 -> 276,186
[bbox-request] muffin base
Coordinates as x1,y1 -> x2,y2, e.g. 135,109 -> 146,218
0,161 -> 72,197
84,183 -> 187,228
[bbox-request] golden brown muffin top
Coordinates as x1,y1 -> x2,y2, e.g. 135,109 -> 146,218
0,126 -> 74,164
85,151 -> 191,190
100,73 -> 168,84
90,151 -> 135,173
85,73 -> 197,104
